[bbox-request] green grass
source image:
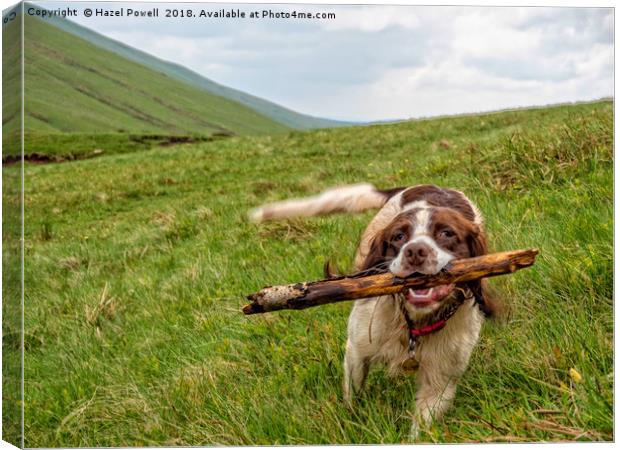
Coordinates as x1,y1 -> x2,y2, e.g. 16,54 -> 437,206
6,100 -> 613,445
4,16 -> 291,158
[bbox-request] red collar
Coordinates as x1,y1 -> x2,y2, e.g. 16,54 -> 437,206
410,319 -> 447,337
401,289 -> 471,348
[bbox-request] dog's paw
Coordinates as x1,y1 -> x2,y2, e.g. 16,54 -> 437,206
408,420 -> 421,442
343,391 -> 355,411
409,414 -> 432,442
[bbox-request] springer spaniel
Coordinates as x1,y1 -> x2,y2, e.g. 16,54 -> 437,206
250,183 -> 495,438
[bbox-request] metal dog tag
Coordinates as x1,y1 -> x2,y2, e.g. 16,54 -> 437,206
402,357 -> 419,372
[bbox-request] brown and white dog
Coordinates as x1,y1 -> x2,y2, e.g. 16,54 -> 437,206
250,183 -> 495,438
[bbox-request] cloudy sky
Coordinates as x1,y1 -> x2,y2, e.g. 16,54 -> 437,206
51,2 -> 613,121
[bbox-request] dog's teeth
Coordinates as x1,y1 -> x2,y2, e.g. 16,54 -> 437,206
409,288 -> 433,298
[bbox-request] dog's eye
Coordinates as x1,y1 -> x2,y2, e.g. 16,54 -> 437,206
393,232 -> 406,242
438,229 -> 455,238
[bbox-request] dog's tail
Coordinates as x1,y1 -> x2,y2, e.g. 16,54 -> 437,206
249,183 -> 402,222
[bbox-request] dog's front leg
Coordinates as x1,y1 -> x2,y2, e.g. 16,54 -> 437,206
343,339 -> 369,406
409,370 -> 458,440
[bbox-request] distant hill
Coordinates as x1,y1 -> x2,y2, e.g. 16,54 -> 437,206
21,15 -> 290,137
44,13 -> 352,130
2,4 -> 21,149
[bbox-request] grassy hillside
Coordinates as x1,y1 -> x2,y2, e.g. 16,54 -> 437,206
44,11 -> 352,130
11,101 -> 612,445
17,16 -> 288,152
2,8 -> 22,153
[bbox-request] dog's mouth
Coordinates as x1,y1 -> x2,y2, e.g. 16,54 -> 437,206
406,284 -> 455,307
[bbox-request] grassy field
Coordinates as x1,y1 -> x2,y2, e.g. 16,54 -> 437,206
7,100 -> 613,445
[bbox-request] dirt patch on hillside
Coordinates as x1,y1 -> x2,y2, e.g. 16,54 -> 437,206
3,133 -> 233,166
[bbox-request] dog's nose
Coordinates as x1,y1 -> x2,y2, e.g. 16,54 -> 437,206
403,242 -> 431,268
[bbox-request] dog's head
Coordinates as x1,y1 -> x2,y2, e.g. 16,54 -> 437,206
361,200 -> 493,316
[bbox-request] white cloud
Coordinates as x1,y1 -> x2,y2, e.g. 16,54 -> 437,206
451,10 -> 543,60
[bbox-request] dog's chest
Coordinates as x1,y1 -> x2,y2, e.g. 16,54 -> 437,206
386,301 -> 484,375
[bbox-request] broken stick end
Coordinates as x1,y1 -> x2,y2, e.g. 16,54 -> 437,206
242,303 -> 263,315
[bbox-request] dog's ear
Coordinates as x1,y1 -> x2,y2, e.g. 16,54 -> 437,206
467,225 -> 487,257
361,233 -> 388,271
323,260 -> 341,279
466,227 -> 498,317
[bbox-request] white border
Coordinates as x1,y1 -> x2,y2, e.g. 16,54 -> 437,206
0,1 -> 615,449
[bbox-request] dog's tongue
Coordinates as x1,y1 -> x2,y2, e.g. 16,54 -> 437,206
407,284 -> 455,306
413,288 -> 431,296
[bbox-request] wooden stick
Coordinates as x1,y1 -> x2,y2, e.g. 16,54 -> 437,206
243,248 -> 538,315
